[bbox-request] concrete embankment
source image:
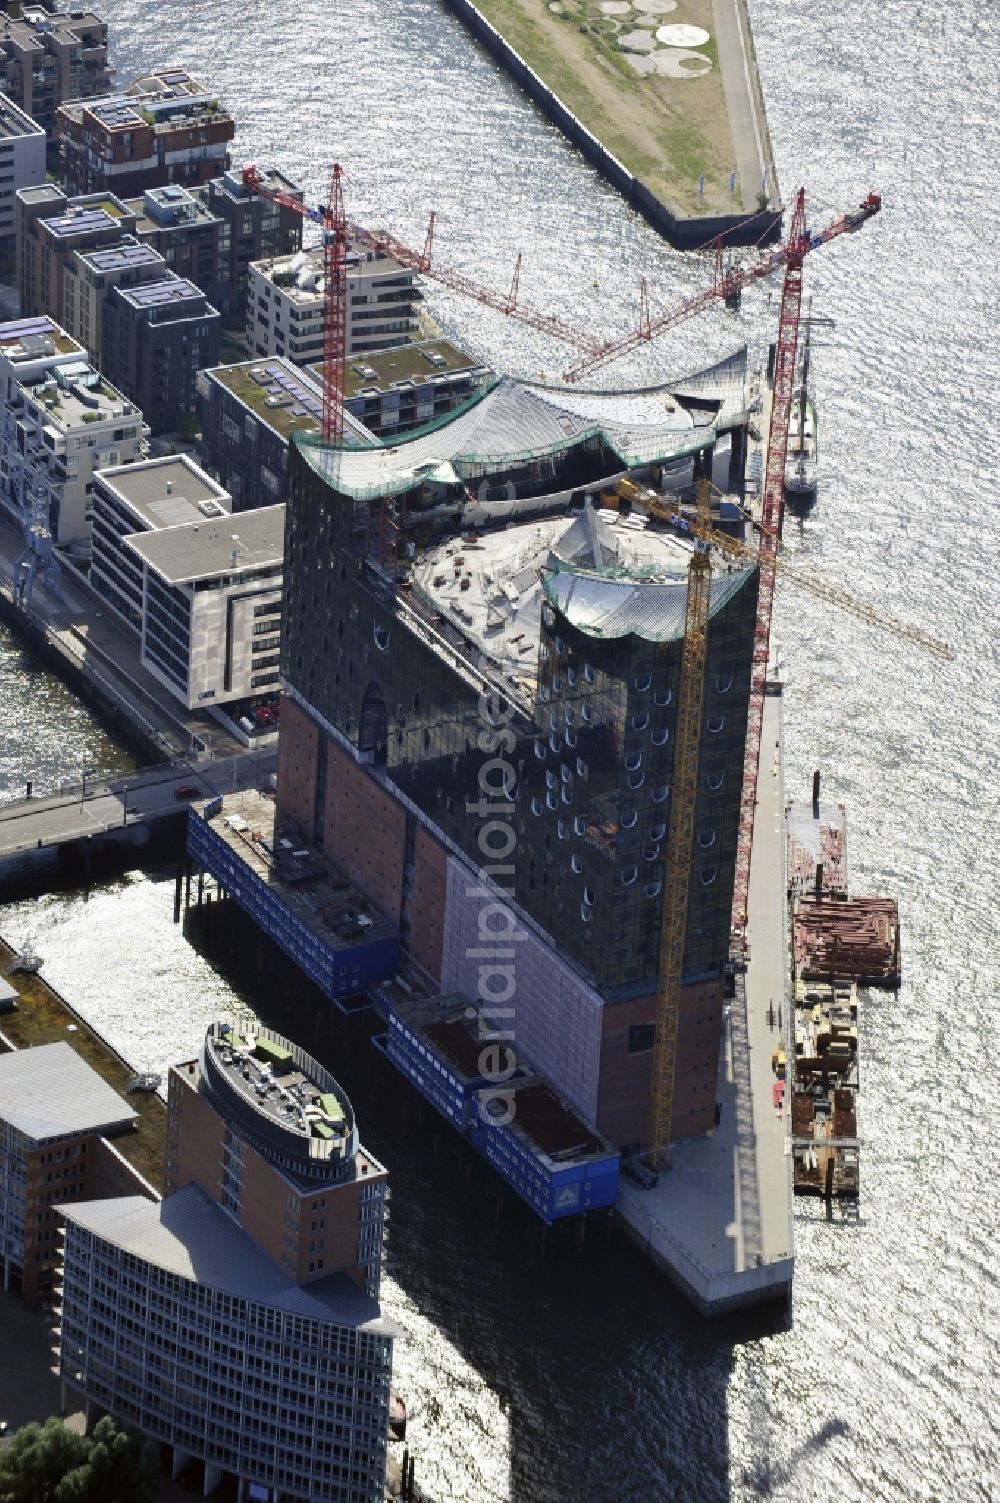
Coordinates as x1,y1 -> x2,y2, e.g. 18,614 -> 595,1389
442,0 -> 781,248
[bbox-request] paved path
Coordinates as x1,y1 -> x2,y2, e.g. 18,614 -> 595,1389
712,0 -> 778,212
616,683 -> 793,1306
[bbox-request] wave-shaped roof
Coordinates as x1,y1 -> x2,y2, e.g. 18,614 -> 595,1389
299,349 -> 748,501
542,560 -> 754,642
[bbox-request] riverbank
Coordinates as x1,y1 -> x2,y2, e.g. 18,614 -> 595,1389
443,0 -> 781,245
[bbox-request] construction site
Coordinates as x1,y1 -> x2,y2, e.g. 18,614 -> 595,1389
176,166 -> 954,1312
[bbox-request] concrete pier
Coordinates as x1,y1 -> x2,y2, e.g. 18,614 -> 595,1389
616,682 -> 793,1313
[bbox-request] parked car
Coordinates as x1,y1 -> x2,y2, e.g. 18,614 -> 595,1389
174,784 -> 200,799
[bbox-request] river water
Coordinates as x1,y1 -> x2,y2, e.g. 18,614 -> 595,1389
1,1 -> 997,1499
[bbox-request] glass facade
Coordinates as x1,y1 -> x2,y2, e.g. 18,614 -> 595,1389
283,438 -> 757,998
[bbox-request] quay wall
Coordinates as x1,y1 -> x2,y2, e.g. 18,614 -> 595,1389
441,0 -> 783,249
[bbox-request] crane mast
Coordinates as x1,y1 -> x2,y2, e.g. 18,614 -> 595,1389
647,477 -> 712,1167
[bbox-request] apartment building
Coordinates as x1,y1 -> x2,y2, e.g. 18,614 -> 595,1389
121,170 -> 303,317
16,182 -> 136,320
63,236 -> 164,358
198,357 -> 374,511
101,273 -> 220,435
57,1021 -> 397,1503
247,244 -> 420,367
0,1041 -> 152,1306
0,4 -> 112,133
0,93 -> 43,244
0,310 -> 143,545
332,338 -> 492,438
90,454 -> 283,708
55,67 -> 235,199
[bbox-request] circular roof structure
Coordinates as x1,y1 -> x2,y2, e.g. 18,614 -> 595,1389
655,22 -> 710,45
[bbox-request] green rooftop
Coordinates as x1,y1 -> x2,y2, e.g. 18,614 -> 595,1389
209,359 -> 324,442
254,1036 -> 293,1070
312,339 -> 488,401
317,1090 -> 345,1123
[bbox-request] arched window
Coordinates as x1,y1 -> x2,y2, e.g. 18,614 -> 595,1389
651,785 -> 669,803
644,880 -> 662,898
707,715 -> 725,734
583,663 -> 596,683
715,674 -> 733,693
632,712 -> 649,731
651,727 -> 669,747
633,673 -> 652,692
621,809 -> 638,830
707,770 -> 725,790
700,867 -> 718,886
654,688 -> 672,707
649,822 -> 666,841
571,854 -> 583,874
567,666 -> 578,687
620,867 -> 638,886
625,752 -> 642,772
534,738 -> 546,759
573,816 -> 586,836
628,770 -> 645,790
531,797 -> 543,816
581,702 -> 593,722
698,830 -> 717,849
545,769 -> 557,789
557,820 -> 567,840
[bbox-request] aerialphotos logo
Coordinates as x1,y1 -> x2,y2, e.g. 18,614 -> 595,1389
464,687 -> 523,1127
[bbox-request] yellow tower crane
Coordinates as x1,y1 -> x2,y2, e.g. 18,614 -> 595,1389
642,485 -> 953,1170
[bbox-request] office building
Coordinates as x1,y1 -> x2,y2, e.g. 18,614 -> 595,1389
55,67 -> 235,199
90,454 -> 283,709
101,273 -> 220,435
198,357 -> 373,511
0,311 -> 143,545
0,5 -> 111,133
0,92 -> 43,245
274,355 -> 755,1152
0,1041 -> 154,1305
57,1022 -> 397,1502
247,244 -> 420,367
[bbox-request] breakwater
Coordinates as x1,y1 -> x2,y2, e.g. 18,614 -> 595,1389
442,0 -> 782,248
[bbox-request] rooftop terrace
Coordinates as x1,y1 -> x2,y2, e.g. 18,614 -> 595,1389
0,315 -> 82,361
206,358 -> 374,445
333,338 -> 491,400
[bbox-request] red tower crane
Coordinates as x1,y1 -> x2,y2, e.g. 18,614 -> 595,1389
561,188 -> 882,383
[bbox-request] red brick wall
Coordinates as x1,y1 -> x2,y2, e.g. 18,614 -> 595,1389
324,738 -> 405,924
166,1065 -> 225,1200
596,977 -> 725,1148
407,824 -> 448,982
276,696 -> 319,837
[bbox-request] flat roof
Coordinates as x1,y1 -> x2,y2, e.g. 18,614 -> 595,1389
0,315 -> 81,359
60,1186 -> 403,1336
118,275 -> 204,310
78,241 -> 162,273
0,94 -> 44,139
43,206 -> 119,240
205,358 -> 375,446
198,790 -> 398,955
0,1041 -> 136,1142
124,503 -> 284,585
331,339 -> 489,400
97,454 -> 230,528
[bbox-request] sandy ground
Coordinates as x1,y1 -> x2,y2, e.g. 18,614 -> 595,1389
473,0 -> 742,212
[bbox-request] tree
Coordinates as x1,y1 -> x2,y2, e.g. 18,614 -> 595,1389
0,1415 -> 158,1503
0,1417 -> 89,1503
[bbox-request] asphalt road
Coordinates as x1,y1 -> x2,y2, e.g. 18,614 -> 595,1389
0,750 -> 277,859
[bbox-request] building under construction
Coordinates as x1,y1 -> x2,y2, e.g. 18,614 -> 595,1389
274,357 -> 758,1154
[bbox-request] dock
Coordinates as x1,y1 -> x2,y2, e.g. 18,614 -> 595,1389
785,785 -> 902,1199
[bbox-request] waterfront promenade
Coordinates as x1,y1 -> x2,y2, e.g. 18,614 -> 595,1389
616,684 -> 793,1312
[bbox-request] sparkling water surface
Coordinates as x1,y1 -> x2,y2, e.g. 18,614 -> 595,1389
0,1 -> 997,1499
